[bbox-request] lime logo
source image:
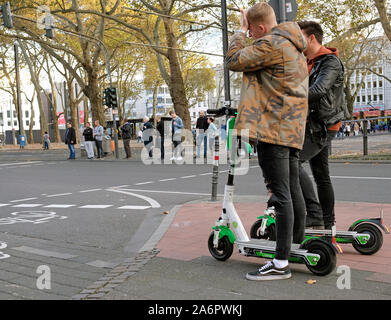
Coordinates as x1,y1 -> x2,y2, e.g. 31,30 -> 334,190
232,221 -> 238,229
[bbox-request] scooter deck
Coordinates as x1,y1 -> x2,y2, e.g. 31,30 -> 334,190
306,229 -> 357,237
305,229 -> 370,244
236,239 -> 303,254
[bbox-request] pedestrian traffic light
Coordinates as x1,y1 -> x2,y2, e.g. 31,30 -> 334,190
43,16 -> 54,39
108,87 -> 118,109
1,2 -> 13,29
103,88 -> 111,107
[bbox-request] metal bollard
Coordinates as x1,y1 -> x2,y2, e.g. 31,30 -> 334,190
211,135 -> 219,201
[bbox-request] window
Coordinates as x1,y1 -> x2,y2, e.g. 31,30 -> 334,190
373,81 -> 377,88
362,96 -> 366,102
7,110 -> 10,118
26,120 -> 30,126
373,94 -> 377,101
13,111 -> 16,118
379,80 -> 383,88
25,110 -> 29,118
362,82 -> 365,89
368,95 -> 371,102
8,121 -> 11,126
14,120 -> 17,126
357,96 -> 360,103
379,67 -> 383,74
380,94 -> 383,101
367,82 -> 371,88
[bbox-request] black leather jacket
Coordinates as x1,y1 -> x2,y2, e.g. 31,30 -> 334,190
308,54 -> 345,135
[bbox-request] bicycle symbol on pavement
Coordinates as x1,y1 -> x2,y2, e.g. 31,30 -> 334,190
0,242 -> 10,260
0,211 -> 68,225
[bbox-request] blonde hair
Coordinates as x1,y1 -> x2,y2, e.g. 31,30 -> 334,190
246,2 -> 276,26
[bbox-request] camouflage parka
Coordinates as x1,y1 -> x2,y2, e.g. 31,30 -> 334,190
226,22 -> 309,150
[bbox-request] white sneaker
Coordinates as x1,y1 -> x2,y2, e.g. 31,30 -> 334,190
170,156 -> 176,161
176,156 -> 183,161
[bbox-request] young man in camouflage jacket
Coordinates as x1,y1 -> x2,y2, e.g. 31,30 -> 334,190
226,2 -> 309,280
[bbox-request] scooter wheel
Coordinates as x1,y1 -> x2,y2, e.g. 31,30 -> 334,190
208,232 -> 233,261
249,220 -> 276,241
352,223 -> 383,255
302,239 -> 336,276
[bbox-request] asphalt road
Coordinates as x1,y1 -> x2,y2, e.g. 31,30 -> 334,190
0,159 -> 390,299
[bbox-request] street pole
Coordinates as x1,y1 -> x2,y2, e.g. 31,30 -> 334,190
105,59 -> 119,159
279,0 -> 287,23
14,44 -> 23,137
360,111 -> 368,156
211,0 -> 231,201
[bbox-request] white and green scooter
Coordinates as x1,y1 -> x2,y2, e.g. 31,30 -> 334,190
207,107 -> 337,276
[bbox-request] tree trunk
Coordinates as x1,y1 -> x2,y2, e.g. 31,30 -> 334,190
373,0 -> 391,42
86,73 -> 105,126
162,17 -> 191,129
83,97 -> 89,126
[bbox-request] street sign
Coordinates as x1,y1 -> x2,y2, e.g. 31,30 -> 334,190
268,0 -> 298,23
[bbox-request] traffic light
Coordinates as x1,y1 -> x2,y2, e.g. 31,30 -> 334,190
108,87 -> 118,109
43,16 -> 54,39
103,88 -> 111,107
1,2 -> 13,29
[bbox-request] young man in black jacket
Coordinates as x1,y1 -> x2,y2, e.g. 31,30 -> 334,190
156,115 -> 165,160
65,122 -> 76,159
298,21 -> 347,230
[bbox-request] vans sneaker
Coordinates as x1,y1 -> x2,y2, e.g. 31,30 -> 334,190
246,261 -> 291,281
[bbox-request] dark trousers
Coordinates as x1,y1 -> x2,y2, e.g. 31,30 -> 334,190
257,142 -> 306,260
95,140 -> 104,158
299,129 -> 336,228
123,139 -> 131,158
156,136 -> 164,159
144,140 -> 153,158
173,140 -> 182,157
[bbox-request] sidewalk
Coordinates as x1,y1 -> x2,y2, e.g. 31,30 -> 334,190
74,196 -> 391,300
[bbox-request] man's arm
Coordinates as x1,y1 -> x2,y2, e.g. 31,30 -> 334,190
309,56 -> 342,104
226,33 -> 274,73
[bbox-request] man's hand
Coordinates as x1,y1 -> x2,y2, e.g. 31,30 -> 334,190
240,8 -> 248,33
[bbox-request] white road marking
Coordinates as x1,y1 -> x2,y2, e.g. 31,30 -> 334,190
117,205 -> 151,210
79,188 -> 102,193
0,204 -> 10,207
113,188 -> 219,197
11,246 -> 77,259
0,161 -> 42,167
134,181 -> 154,185
78,205 -> 113,209
46,193 -> 73,198
180,175 -> 197,179
107,189 -> 161,208
10,197 -> 38,203
110,185 -> 129,189
12,204 -> 43,208
330,175 -> 391,180
43,204 -> 76,208
199,172 -> 212,176
158,178 -> 177,182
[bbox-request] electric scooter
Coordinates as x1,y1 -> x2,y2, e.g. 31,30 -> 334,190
207,107 -> 337,276
250,207 -> 389,255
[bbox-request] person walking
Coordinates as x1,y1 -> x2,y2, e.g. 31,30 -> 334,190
120,119 -> 132,159
142,116 -> 153,158
137,129 -> 143,143
93,120 -> 104,159
226,2 -> 308,280
64,122 -> 76,159
169,110 -> 184,161
156,115 -> 165,160
43,132 -> 50,150
83,122 -> 95,159
195,111 -> 209,158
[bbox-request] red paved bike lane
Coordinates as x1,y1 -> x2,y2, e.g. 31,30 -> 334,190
156,201 -> 391,283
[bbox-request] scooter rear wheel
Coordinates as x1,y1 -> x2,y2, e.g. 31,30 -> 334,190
208,232 -> 233,261
302,239 -> 336,276
249,220 -> 276,241
352,223 -> 383,255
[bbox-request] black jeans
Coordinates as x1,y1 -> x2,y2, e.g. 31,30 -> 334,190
299,128 -> 336,228
257,142 -> 306,260
95,140 -> 104,158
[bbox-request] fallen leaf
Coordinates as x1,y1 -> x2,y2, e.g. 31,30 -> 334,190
307,279 -> 317,285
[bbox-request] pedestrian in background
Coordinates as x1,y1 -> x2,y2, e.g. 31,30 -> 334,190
195,111 -> 209,158
64,122 -> 76,159
43,131 -> 50,150
169,110 -> 184,161
137,129 -> 143,143
207,117 -> 218,152
142,116 -> 154,158
83,122 -> 95,159
120,119 -> 132,159
93,120 -> 104,159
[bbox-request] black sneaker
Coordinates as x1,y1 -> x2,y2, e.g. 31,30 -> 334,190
246,261 -> 291,281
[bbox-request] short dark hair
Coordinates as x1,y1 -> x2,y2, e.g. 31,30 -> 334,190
297,21 -> 323,45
